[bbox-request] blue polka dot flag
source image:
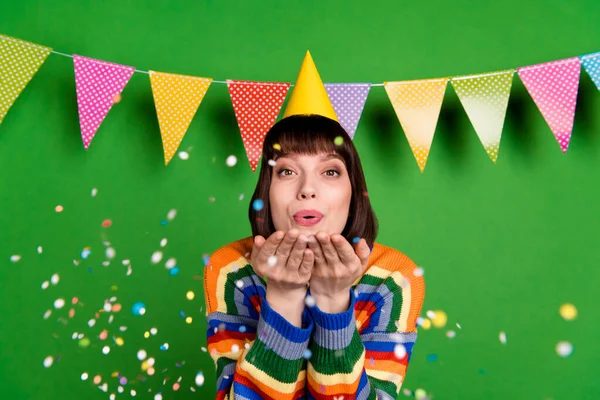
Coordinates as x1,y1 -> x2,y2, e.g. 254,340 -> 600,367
581,51 -> 600,91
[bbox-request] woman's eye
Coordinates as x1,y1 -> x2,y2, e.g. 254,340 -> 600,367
325,169 -> 340,177
277,168 -> 294,176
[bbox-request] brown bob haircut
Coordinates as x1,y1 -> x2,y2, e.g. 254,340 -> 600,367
248,114 -> 379,248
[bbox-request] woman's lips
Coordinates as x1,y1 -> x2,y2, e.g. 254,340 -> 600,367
293,215 -> 324,226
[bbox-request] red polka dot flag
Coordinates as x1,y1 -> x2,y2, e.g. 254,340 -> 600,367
227,80 -> 290,172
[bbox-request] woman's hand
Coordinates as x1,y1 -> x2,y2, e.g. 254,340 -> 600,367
307,232 -> 371,313
251,229 -> 315,327
251,229 -> 314,294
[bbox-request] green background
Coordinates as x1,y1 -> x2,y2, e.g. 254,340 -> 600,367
1,0 -> 599,398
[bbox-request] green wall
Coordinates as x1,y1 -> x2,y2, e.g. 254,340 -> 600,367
1,0 -> 599,399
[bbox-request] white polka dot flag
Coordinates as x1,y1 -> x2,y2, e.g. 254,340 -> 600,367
384,78 -> 448,173
451,70 -> 514,163
226,80 -> 290,172
581,51 -> 600,91
0,34 -> 51,125
517,57 -> 581,154
324,83 -> 371,139
73,55 -> 135,150
149,71 -> 212,165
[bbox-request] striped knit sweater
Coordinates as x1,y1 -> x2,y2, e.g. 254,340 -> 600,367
204,236 -> 425,399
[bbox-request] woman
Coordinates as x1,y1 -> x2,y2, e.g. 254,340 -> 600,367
203,114 -> 426,399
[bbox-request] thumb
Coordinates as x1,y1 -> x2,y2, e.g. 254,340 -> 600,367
357,239 -> 371,265
254,235 -> 266,248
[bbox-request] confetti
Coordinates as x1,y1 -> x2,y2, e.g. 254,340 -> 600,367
430,310 -> 447,328
160,238 -> 167,247
54,299 -> 65,309
167,209 -> 177,221
499,331 -> 507,344
113,93 -> 122,103
81,248 -> 91,259
185,317 -> 192,324
132,302 -> 146,316
239,193 -> 244,200
252,199 -> 264,211
556,341 -> 573,357
102,346 -> 110,354
559,303 -> 577,320
10,255 -> 21,263
186,291 -> 195,300
226,155 -> 237,167
43,356 -> 54,368
102,219 -> 112,228
413,267 -> 424,277
79,338 -> 90,348
151,251 -> 163,264
305,295 -> 316,307
105,247 -> 116,259
93,375 -> 102,384
394,344 -> 407,359
195,372 -> 204,386
273,143 -> 281,151
446,330 -> 456,338
334,136 -> 344,146
178,151 -> 189,160
37,246 -> 43,254
41,281 -> 50,290
267,255 -> 277,267
91,188 -> 98,197
160,343 -> 169,351
150,327 -> 158,335
55,205 -> 64,213
165,258 -> 176,269
137,350 -> 147,361
169,267 -> 180,276
81,372 -> 88,380
50,274 -> 60,285
202,254 -> 210,266
268,159 -> 277,166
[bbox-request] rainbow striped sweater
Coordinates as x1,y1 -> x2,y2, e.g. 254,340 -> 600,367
204,236 -> 425,399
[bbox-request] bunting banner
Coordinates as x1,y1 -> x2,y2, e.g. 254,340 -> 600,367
149,71 -> 212,165
0,34 -> 51,125
581,51 -> 600,91
1,34 -> 600,172
451,70 -> 514,163
384,78 -> 448,173
324,83 -> 371,139
517,57 -> 581,154
73,55 -> 135,149
226,80 -> 290,172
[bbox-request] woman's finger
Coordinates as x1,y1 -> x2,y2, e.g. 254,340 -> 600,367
355,238 -> 371,267
307,235 -> 327,268
286,234 -> 307,271
298,248 -> 314,279
259,231 -> 284,260
274,229 -> 299,262
331,234 -> 357,266
316,232 -> 340,265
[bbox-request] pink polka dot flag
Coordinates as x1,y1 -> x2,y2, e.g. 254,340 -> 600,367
384,78 -> 448,173
73,55 -> 135,149
324,83 -> 371,139
149,71 -> 212,165
451,70 -> 514,163
227,80 -> 290,172
0,35 -> 51,125
517,57 -> 581,154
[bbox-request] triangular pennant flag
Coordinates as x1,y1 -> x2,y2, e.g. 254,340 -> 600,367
324,83 -> 371,139
384,78 -> 448,173
227,80 -> 290,172
73,55 -> 135,149
517,57 -> 581,154
149,71 -> 212,165
580,51 -> 600,91
0,34 -> 51,125
451,70 -> 514,163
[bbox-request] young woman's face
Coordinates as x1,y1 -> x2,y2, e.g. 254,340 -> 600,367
269,152 -> 352,235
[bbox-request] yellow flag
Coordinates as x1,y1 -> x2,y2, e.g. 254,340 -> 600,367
149,71 -> 212,165
384,78 -> 448,173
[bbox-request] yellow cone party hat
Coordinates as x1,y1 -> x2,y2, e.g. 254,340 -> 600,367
282,51 -> 338,121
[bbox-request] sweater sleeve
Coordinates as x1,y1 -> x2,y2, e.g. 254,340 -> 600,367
305,263 -> 425,399
204,244 -> 313,400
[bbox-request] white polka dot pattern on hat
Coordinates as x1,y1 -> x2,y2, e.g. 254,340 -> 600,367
517,57 -> 581,154
0,34 -> 51,124
73,55 -> 135,149
149,71 -> 212,165
581,52 -> 600,91
451,70 -> 514,163
384,78 -> 448,173
324,83 -> 370,139
226,80 -> 290,172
